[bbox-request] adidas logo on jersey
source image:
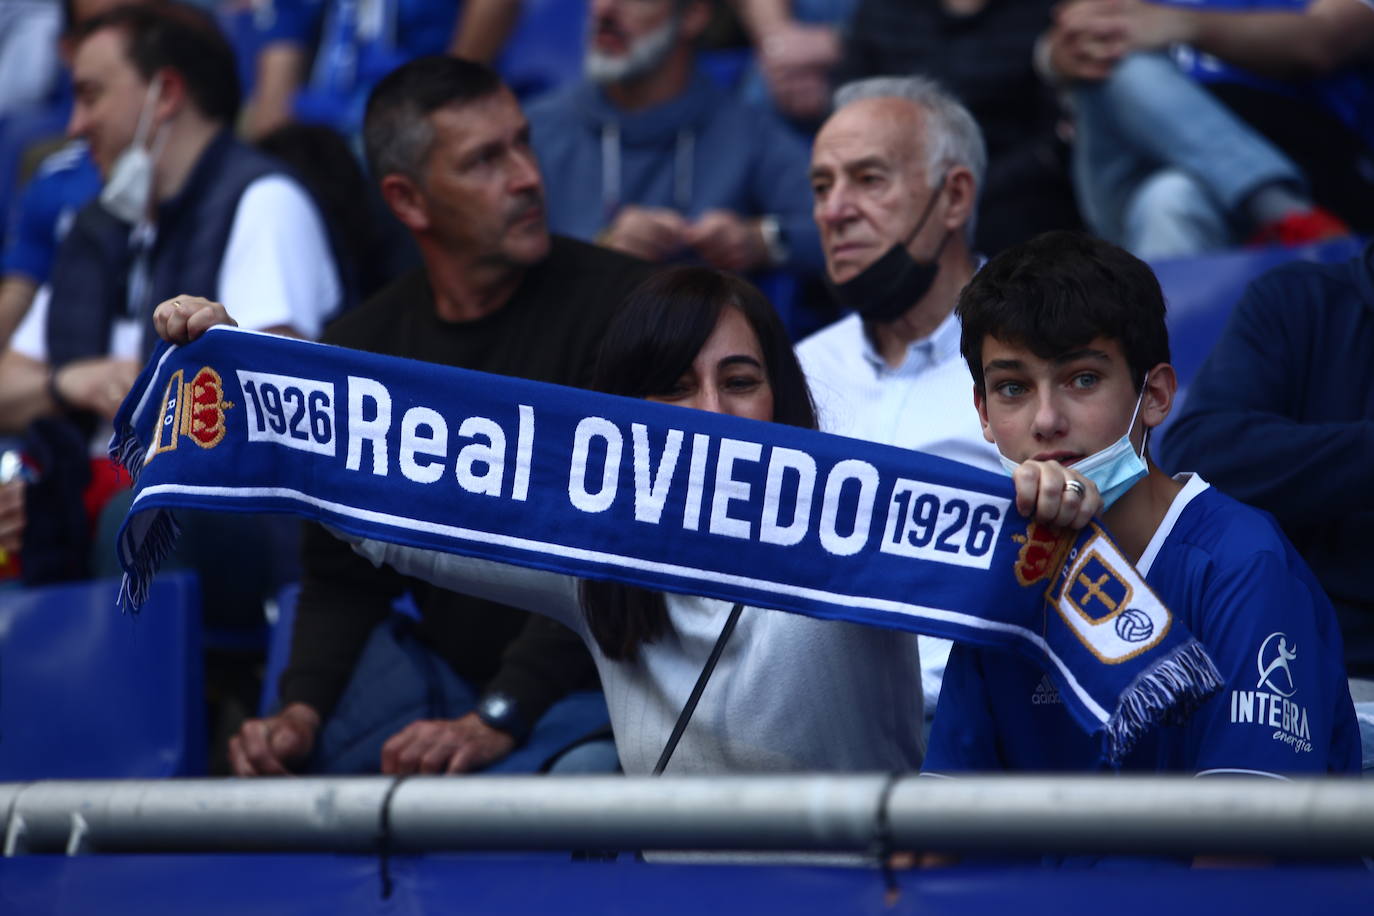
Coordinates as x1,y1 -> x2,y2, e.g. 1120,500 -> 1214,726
1031,676 -> 1062,706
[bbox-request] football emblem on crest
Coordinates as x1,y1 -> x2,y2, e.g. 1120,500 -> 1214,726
1114,607 -> 1155,643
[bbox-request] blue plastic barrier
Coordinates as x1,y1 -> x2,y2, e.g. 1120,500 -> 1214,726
0,573 -> 205,779
1,852 -> 1370,916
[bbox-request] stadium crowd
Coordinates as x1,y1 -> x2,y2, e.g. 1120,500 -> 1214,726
0,0 -> 1371,863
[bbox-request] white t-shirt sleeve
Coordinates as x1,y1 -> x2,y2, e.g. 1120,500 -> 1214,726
10,283 -> 50,361
216,174 -> 341,339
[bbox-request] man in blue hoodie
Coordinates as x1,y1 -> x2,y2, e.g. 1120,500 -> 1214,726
525,0 -> 823,277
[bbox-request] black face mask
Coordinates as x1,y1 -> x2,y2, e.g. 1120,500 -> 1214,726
825,175 -> 948,324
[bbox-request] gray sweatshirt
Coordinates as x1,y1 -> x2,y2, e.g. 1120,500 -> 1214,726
349,536 -> 925,775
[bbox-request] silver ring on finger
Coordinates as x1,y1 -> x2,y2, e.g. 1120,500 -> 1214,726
1063,478 -> 1086,499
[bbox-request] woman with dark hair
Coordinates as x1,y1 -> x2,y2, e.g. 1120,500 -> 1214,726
348,265 -> 926,776
579,267 -> 817,663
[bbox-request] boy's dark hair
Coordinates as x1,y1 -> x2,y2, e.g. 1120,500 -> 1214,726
363,56 -> 505,181
957,231 -> 1170,394
77,3 -> 239,123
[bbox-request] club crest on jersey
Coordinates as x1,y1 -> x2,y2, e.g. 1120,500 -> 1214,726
146,366 -> 234,463
1011,521 -> 1072,587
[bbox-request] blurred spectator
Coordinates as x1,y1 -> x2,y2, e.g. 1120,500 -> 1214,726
1049,0 -> 1374,255
0,0 -> 151,350
225,57 -> 649,778
731,0 -> 854,130
0,1 -> 63,117
1066,0 -> 1374,80
0,2 -> 340,619
254,122 -> 419,301
1158,242 -> 1374,682
241,0 -> 524,139
835,0 -> 1081,255
0,144 -> 100,351
0,2 -> 341,437
797,76 -> 1001,715
526,0 -> 824,276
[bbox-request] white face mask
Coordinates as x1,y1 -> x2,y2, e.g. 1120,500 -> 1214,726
100,77 -> 167,224
997,373 -> 1151,511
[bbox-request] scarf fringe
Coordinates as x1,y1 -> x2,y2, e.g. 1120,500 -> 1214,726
109,422 -> 146,487
116,508 -> 180,614
1104,638 -> 1224,761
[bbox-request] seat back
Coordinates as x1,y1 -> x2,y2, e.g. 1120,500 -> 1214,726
498,0 -> 588,101
1153,236 -> 1364,437
0,572 -> 205,779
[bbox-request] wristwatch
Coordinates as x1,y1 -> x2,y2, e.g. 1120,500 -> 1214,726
759,215 -> 790,267
475,691 -> 530,742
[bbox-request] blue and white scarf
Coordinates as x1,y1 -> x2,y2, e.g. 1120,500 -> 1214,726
113,326 -> 1223,761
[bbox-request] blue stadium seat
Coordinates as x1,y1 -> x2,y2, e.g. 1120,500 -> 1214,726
0,572 -> 206,779
258,582 -> 298,718
498,0 -> 588,102
1152,235 -> 1364,438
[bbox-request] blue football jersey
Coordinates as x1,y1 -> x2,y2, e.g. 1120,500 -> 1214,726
2,142 -> 101,283
925,475 -> 1361,777
1156,0 -> 1374,148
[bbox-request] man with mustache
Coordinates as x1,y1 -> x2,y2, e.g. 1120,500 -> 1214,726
525,0 -> 822,276
227,56 -> 652,778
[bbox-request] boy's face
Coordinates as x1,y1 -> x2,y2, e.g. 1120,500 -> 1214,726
974,335 -> 1158,465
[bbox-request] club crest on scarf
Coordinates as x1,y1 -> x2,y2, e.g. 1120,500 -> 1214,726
147,366 -> 234,461
113,328 -> 1225,760
1011,521 -> 1073,587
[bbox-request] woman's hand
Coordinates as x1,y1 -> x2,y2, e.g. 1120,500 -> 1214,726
152,295 -> 237,345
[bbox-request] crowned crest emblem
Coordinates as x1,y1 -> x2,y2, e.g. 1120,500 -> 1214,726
146,366 -> 234,462
1011,521 -> 1073,587
185,367 -> 232,448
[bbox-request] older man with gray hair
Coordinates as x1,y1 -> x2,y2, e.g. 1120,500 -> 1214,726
797,76 -> 1002,714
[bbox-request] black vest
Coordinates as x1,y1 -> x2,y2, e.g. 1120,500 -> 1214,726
47,131 -> 292,368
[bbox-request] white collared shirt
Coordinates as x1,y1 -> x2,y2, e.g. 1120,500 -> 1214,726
797,308 -> 1003,712
796,309 -> 1002,474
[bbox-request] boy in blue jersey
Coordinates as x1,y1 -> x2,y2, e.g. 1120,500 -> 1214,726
925,230 -> 1360,780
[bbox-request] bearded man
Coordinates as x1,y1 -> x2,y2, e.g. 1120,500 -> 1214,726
525,0 -> 822,276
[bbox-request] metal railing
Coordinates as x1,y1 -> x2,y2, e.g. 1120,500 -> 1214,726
3,775 -> 1371,858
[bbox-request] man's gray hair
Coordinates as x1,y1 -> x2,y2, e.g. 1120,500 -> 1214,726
833,76 -> 987,241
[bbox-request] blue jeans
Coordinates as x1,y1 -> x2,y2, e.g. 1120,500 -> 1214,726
1348,679 -> 1374,774
1072,53 -> 1304,258
311,617 -> 614,775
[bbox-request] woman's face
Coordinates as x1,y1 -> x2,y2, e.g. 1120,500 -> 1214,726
646,307 -> 775,422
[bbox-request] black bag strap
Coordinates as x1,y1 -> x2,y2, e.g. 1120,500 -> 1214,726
652,601 -> 745,776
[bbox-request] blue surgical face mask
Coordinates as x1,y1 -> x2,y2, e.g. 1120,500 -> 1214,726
997,374 -> 1151,511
